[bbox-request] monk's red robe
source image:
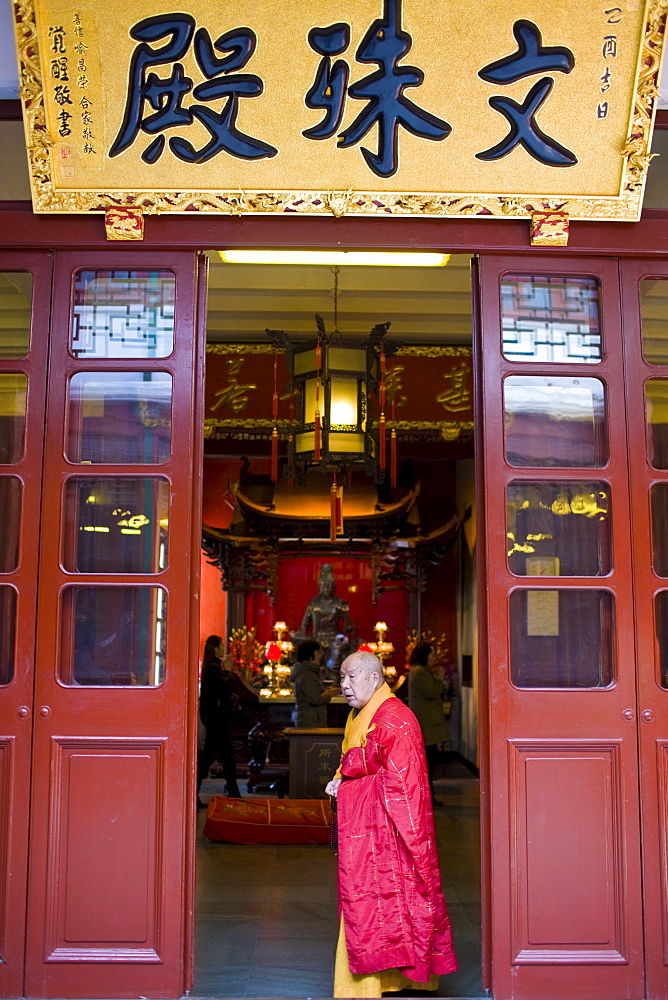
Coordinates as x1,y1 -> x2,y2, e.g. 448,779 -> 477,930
337,696 -> 458,981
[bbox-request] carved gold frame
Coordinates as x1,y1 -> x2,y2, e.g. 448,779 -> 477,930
14,0 -> 666,221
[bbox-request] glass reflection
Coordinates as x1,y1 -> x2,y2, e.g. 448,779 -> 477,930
0,586 -> 16,685
0,373 -> 27,463
67,372 -> 172,464
60,585 -> 166,686
0,272 -> 32,359
0,476 -> 21,572
640,279 -> 668,365
645,379 -> 668,469
510,589 -> 615,687
507,481 -> 611,577
64,477 -> 169,574
504,375 -> 607,468
655,592 -> 668,688
71,270 -> 175,358
502,274 -> 602,363
651,484 -> 668,577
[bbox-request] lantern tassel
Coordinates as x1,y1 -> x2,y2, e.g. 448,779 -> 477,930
379,412 -> 386,471
391,428 -> 397,489
330,479 -> 343,543
271,426 -> 279,483
314,407 -> 321,462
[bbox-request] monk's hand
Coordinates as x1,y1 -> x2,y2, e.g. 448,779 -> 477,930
326,777 -> 342,798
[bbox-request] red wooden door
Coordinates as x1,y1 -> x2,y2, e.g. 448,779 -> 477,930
1,249 -> 204,1000
620,260 -> 668,1000
477,255 -> 645,1000
0,253 -> 53,998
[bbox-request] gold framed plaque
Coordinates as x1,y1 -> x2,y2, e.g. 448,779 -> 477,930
13,0 -> 666,220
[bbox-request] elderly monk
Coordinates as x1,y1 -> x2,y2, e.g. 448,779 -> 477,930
326,651 -> 457,997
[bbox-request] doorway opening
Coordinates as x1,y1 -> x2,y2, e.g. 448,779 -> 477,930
194,250 -> 482,997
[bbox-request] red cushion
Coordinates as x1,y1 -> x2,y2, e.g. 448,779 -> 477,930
203,795 -> 333,845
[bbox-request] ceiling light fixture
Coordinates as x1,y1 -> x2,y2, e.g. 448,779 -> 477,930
218,250 -> 449,267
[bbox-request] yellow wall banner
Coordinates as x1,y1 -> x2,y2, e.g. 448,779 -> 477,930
12,0 -> 666,220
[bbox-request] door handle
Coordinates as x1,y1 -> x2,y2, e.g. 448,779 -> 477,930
17,705 -> 30,720
641,709 -> 655,724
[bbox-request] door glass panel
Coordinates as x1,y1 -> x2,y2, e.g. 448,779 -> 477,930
0,586 -> 16,685
501,274 -> 602,363
645,379 -> 668,468
655,591 -> 668,688
71,270 -> 175,359
67,372 -> 172,464
63,477 -> 169,573
0,476 -> 22,572
640,278 -> 668,364
509,588 -> 615,688
0,272 -> 32,359
60,585 -> 167,686
504,376 -> 607,468
507,481 -> 611,576
651,484 -> 668,577
0,373 -> 28,463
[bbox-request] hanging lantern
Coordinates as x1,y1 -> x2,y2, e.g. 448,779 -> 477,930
291,319 -> 370,469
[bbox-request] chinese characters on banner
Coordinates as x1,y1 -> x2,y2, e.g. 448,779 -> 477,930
203,347 -> 473,442
17,0 -> 663,218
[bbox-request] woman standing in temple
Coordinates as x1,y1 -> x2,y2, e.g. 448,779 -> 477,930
408,641 -> 450,807
197,634 -> 241,805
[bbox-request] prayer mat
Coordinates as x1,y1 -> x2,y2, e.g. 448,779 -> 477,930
203,795 -> 332,845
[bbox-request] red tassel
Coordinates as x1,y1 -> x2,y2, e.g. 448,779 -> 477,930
314,408 -> 321,461
379,413 -> 386,470
391,428 -> 397,489
330,480 -> 343,542
272,353 -> 279,420
287,433 -> 295,490
271,427 -> 278,482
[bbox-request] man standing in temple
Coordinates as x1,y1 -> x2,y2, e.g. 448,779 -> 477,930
326,651 -> 457,997
290,640 -> 339,727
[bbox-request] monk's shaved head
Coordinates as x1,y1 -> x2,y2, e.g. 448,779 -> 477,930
345,650 -> 382,678
340,651 -> 385,709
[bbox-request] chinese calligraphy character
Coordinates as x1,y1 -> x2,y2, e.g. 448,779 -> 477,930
51,57 -> 69,80
210,358 -> 258,414
602,35 -> 618,58
385,366 -> 407,409
58,108 -> 72,137
597,101 -> 609,119
476,20 -> 577,167
605,8 -> 623,24
48,25 -> 66,54
437,363 -> 471,413
110,14 -> 277,164
303,23 -> 350,139
54,85 -> 73,107
303,0 -> 450,178
600,67 -> 611,92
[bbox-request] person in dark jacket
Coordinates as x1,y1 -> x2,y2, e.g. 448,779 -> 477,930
197,634 -> 241,804
408,641 -> 449,806
290,640 -> 339,727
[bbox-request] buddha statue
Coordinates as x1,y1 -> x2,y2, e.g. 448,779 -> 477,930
295,564 -> 355,671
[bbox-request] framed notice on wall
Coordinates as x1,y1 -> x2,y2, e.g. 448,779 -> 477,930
11,0 -> 667,221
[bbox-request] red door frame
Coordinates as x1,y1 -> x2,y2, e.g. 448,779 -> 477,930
0,251 -> 53,999
620,259 -> 668,1000
15,249 -> 203,999
477,254 -> 644,1000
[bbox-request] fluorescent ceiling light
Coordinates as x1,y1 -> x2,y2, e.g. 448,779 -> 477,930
218,250 -> 449,267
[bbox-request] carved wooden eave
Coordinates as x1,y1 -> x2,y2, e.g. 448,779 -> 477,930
232,483 -> 421,541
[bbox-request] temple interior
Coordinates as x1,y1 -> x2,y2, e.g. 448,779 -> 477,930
195,253 -> 480,995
